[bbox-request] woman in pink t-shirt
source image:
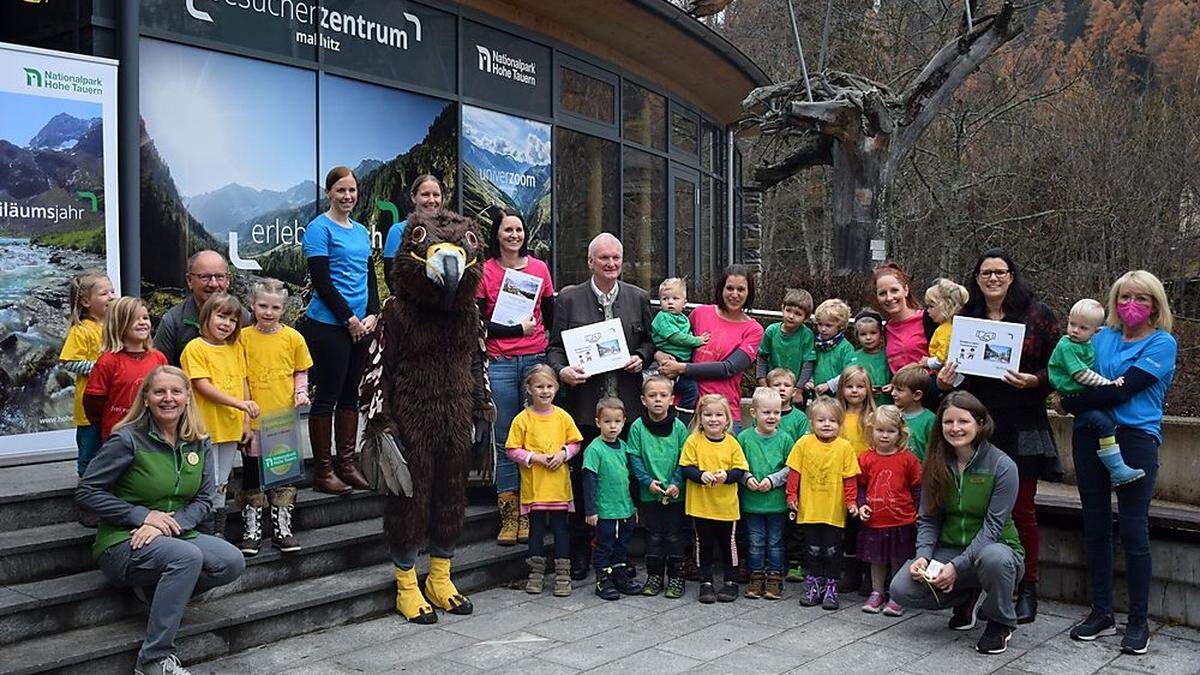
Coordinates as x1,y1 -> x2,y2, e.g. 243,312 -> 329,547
873,262 -> 934,373
475,208 -> 555,546
658,265 -> 763,433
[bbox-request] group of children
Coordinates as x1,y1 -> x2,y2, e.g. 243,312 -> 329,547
61,271 -> 314,555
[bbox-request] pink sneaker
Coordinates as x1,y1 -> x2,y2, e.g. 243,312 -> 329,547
882,598 -> 904,616
862,591 -> 885,613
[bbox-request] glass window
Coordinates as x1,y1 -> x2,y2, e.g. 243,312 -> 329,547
673,174 -> 697,294
560,67 -> 615,124
671,109 -> 698,156
701,123 -> 715,172
622,81 -> 666,151
555,128 -> 619,286
700,176 -> 713,289
622,148 -> 667,290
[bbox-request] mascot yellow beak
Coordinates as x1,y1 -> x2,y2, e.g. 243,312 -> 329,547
415,242 -> 471,308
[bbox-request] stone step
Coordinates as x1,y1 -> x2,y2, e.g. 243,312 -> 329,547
0,539 -> 526,675
0,486 -> 402,586
0,504 -> 503,646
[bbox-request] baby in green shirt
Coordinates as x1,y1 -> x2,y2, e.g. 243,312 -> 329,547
651,277 -> 710,412
1049,299 -> 1143,485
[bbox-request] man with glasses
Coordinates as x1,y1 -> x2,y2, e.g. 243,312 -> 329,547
153,250 -> 250,366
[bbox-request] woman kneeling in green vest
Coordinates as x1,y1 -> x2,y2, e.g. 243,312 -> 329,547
77,366 -> 244,675
889,391 -> 1025,656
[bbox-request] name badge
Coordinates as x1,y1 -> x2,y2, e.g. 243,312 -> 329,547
186,451 -> 200,466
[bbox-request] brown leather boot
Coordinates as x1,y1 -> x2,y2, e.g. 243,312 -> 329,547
309,413 -> 352,495
334,409 -> 370,490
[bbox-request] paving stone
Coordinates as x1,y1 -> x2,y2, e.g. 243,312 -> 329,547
527,600 -> 653,642
1007,633 -> 1123,674
761,615 -> 880,657
1159,623 -> 1200,643
862,609 -> 966,654
626,600 -> 735,639
529,587 -> 611,612
538,623 -> 668,671
582,647 -> 701,674
483,659 -> 581,675
699,643 -> 816,673
900,635 -> 1027,674
1104,634 -> 1200,675
738,597 -> 829,630
788,638 -> 926,674
657,617 -> 782,661
326,628 -> 475,670
439,599 -> 570,640
444,630 -> 560,669
382,656 -> 484,674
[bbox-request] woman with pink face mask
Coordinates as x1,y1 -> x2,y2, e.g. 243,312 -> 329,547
1059,271 -> 1176,656
935,248 -> 1061,625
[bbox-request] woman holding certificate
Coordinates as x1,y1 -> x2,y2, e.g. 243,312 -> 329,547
936,248 -> 1060,625
1060,271 -> 1175,655
477,208 -> 556,547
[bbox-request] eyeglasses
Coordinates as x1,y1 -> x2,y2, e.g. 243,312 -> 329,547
977,270 -> 1011,279
189,273 -> 228,282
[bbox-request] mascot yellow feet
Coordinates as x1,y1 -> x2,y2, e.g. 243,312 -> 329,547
424,557 -> 474,615
394,567 -> 437,624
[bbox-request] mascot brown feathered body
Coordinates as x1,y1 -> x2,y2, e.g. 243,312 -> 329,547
358,209 -> 494,624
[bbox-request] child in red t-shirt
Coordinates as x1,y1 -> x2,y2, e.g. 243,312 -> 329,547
84,297 -> 168,440
855,405 -> 922,617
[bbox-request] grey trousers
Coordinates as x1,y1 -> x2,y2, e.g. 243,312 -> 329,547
888,543 -> 1024,626
97,533 -> 244,664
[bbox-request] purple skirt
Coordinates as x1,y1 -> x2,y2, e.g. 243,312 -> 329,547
857,524 -> 916,566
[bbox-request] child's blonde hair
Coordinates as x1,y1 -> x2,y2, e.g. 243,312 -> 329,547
782,288 -> 814,315
891,363 -> 932,400
642,374 -> 675,393
866,404 -> 910,449
199,293 -> 245,345
1070,298 -> 1106,326
523,363 -> 558,390
925,278 -> 969,321
836,365 -> 877,437
751,386 -> 782,410
113,366 -> 208,442
68,270 -> 110,326
101,297 -> 152,353
765,367 -> 796,387
689,394 -> 733,435
806,395 -> 844,424
251,278 -> 289,303
814,298 -> 851,330
658,277 -> 687,297
596,396 -> 625,418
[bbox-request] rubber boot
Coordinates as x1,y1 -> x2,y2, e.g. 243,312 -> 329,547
269,487 -> 301,553
394,566 -> 436,624
496,492 -> 519,546
425,556 -> 473,615
554,558 -> 573,597
239,491 -> 265,556
1097,445 -> 1145,486
1015,579 -> 1038,625
517,514 -> 530,543
525,556 -> 545,594
309,414 -> 352,495
334,409 -> 370,490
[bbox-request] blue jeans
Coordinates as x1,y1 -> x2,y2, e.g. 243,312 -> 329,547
488,353 -> 545,494
1072,424 -> 1158,624
593,516 -> 634,571
674,375 -> 699,411
76,424 -> 102,477
743,512 -> 787,573
1074,408 -> 1116,438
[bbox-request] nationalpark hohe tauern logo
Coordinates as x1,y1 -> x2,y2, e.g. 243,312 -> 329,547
475,44 -> 538,87
23,66 -> 103,95
184,0 -> 423,53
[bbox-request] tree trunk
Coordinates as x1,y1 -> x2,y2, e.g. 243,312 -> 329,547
830,134 -> 888,274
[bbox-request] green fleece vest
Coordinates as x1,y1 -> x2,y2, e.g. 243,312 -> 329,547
93,431 -> 207,559
938,461 -> 1024,556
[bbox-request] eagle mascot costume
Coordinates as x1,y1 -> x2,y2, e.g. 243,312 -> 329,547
357,208 -> 494,624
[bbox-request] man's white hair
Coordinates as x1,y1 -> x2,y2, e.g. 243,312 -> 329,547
587,232 -> 623,258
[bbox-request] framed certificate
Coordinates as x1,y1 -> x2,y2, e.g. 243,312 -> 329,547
947,316 -> 1026,380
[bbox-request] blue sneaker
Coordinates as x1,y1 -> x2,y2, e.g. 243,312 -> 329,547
1121,622 -> 1151,655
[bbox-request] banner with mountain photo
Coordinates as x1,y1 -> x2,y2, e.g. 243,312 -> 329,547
138,37 -> 318,321
0,42 -> 119,448
461,105 -> 551,264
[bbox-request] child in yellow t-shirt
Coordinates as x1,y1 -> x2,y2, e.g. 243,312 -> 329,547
833,365 -> 876,596
238,279 -> 314,556
181,293 -> 259,537
679,394 -> 749,604
506,364 -> 584,596
785,396 -> 860,610
923,278 -> 968,370
59,271 -> 115,481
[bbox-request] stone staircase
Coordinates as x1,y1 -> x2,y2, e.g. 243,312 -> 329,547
0,460 -> 523,674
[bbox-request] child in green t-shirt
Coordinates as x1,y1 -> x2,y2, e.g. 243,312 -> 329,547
651,277 -> 710,412
756,288 -> 816,393
810,298 -> 855,396
626,376 -> 691,598
889,364 -> 936,462
762,367 -> 810,442
737,387 -> 793,601
839,309 -> 893,406
1049,299 -> 1143,485
583,397 -> 644,600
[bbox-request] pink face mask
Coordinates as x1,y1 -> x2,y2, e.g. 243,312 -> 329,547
1117,300 -> 1153,328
